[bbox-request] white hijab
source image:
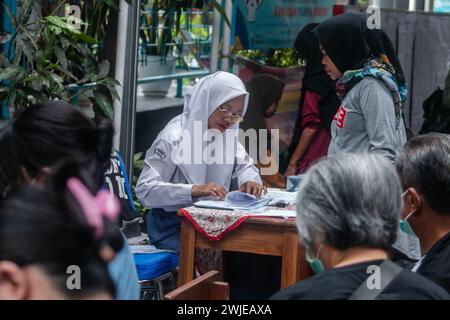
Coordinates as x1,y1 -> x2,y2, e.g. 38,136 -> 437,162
176,71 -> 249,189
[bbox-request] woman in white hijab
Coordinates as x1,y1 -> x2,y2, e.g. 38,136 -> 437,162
136,71 -> 263,251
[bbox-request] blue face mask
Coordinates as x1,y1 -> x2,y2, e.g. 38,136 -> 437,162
400,190 -> 416,236
305,244 -> 325,274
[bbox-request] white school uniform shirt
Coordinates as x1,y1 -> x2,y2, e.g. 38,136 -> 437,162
136,72 -> 262,212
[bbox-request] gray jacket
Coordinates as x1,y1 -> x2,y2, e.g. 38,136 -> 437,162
328,77 -> 407,162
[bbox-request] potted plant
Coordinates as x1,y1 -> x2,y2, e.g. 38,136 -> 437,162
0,0 -> 123,118
138,0 -> 228,96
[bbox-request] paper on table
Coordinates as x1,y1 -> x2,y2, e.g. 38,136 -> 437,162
265,188 -> 298,205
194,200 -> 234,211
225,191 -> 271,209
130,245 -> 174,254
194,191 -> 272,211
253,209 -> 297,218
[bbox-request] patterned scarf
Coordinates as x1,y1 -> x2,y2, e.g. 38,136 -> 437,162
336,55 -> 408,118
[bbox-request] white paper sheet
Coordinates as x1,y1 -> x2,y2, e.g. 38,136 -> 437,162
265,188 -> 298,205
194,191 -> 272,211
252,209 -> 297,218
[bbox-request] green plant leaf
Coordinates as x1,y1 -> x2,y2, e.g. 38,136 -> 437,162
18,0 -> 35,27
48,72 -> 64,88
0,66 -> 24,81
60,36 -> 71,49
93,91 -> 113,118
29,73 -> 50,88
98,60 -> 110,78
54,45 -> 68,70
104,83 -> 121,102
44,15 -> 69,30
0,54 -> 10,67
55,66 -> 78,81
71,31 -> 97,45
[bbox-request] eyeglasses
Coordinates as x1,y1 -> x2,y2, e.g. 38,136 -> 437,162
218,105 -> 243,123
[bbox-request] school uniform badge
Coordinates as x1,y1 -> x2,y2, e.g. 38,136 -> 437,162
154,148 -> 167,160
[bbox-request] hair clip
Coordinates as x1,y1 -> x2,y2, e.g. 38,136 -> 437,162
67,177 -> 120,238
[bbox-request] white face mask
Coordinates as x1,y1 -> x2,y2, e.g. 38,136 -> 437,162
400,190 -> 416,235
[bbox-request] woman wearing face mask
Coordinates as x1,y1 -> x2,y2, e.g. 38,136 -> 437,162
136,71 -> 263,251
270,153 -> 449,300
285,23 -> 340,176
0,163 -> 118,300
313,13 -> 407,162
0,102 -> 140,300
239,74 -> 286,188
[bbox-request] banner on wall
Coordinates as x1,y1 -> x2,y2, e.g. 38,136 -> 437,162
231,0 -> 334,49
434,0 -> 450,13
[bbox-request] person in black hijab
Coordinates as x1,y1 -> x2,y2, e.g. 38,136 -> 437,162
286,23 -> 340,175
313,13 -> 407,162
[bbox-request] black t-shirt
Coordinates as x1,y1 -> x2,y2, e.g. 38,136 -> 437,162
416,231 -> 450,294
270,260 -> 449,300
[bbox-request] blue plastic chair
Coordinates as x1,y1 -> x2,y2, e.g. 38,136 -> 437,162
132,250 -> 179,299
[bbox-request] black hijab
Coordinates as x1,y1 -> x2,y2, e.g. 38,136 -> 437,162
313,14 -> 370,73
313,13 -> 406,88
287,23 -> 340,162
364,28 -> 406,89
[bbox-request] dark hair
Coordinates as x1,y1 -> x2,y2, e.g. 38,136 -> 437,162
0,123 -> 21,200
396,133 -> 450,215
0,161 -> 116,298
11,101 -> 114,190
1,102 -> 123,253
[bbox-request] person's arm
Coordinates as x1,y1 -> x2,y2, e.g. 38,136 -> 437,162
135,139 -> 194,208
286,91 -> 321,175
256,150 -> 286,189
359,78 -> 403,162
232,142 -> 263,186
286,127 -> 318,175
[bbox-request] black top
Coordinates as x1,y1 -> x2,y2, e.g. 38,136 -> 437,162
270,260 -> 449,300
416,231 -> 450,294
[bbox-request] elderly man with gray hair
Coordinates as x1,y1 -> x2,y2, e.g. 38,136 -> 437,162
396,133 -> 450,294
271,153 -> 448,300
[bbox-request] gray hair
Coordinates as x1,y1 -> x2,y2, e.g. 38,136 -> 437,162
296,153 -> 402,252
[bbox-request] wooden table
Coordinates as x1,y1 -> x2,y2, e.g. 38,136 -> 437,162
177,215 -> 313,289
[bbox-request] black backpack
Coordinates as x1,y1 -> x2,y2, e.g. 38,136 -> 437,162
419,88 -> 450,134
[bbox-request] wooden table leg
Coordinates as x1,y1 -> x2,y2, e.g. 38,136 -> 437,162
178,219 -> 196,287
280,229 -> 300,289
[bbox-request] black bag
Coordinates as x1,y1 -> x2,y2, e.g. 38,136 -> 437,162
419,88 -> 450,134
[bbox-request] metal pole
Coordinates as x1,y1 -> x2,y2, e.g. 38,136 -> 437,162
220,0 -> 232,71
210,4 -> 221,73
113,0 -> 129,149
119,0 -> 140,180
